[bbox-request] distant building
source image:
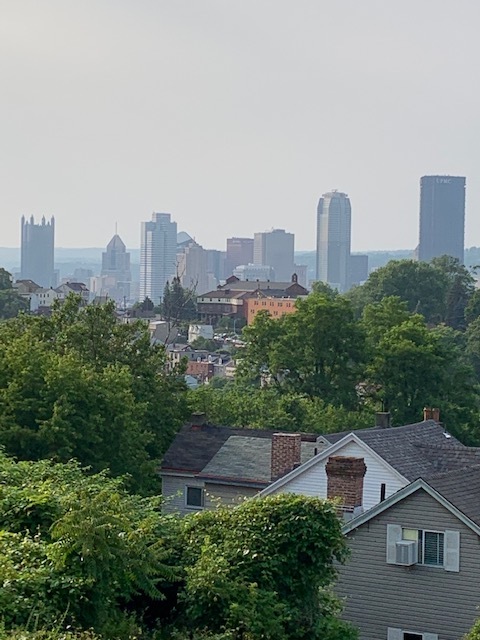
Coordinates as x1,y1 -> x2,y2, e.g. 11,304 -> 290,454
225,237 -> 254,277
233,263 -> 275,281
244,297 -> 298,325
197,274 -> 308,324
177,240 -> 210,296
253,229 -> 295,282
205,249 -> 226,283
101,234 -> 132,302
418,175 -> 466,263
349,254 -> 369,288
20,215 -> 55,288
316,191 -> 351,292
140,213 -> 177,304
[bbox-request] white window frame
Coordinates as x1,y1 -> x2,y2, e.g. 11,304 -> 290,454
387,627 -> 438,640
386,524 -> 459,572
403,528 -> 444,567
185,485 -> 205,509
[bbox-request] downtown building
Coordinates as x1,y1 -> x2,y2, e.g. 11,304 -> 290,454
253,229 -> 295,282
418,175 -> 466,263
316,191 -> 367,292
140,212 -> 177,304
20,215 -> 55,288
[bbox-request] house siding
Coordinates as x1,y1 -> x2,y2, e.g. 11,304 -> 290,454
161,475 -> 205,516
269,440 -> 406,511
204,482 -> 260,509
337,489 -> 480,640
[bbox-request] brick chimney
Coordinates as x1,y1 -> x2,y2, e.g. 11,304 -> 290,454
423,407 -> 440,422
271,433 -> 302,481
375,411 -> 391,429
190,412 -> 207,429
326,456 -> 367,510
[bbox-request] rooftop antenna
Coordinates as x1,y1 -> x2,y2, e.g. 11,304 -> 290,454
115,221 -> 118,235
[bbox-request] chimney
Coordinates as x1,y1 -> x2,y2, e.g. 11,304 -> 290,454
326,456 -> 367,511
271,433 -> 302,481
423,407 -> 440,422
190,412 -> 207,429
375,411 -> 391,429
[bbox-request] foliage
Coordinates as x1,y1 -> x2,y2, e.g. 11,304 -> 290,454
188,384 -> 373,432
160,277 -> 197,324
190,336 -> 218,351
465,619 -> 480,640
239,295 -> 364,407
0,268 -> 29,319
175,494 -> 357,640
0,296 -> 189,493
0,452 -> 179,635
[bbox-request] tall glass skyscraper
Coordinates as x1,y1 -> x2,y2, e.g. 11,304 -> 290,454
140,212 -> 177,303
253,229 -> 295,282
418,176 -> 466,263
20,215 -> 55,288
316,191 -> 351,292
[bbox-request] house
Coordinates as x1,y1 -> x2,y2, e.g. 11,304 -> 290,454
243,296 -> 298,324
160,415 -> 322,515
336,465 -> 480,640
55,282 -> 90,305
160,410 -> 475,516
260,410 -> 480,513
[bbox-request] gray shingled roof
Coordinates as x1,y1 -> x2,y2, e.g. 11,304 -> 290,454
428,465 -> 480,526
198,436 -> 317,485
160,423 -> 317,476
325,420 -> 467,480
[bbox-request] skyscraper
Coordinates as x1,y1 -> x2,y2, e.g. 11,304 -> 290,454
418,175 -> 466,263
101,233 -> 132,302
253,229 -> 295,281
140,212 -> 177,303
225,237 -> 254,277
316,191 -> 351,292
20,215 -> 55,288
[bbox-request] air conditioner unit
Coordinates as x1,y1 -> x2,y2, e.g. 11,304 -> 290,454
395,540 -> 418,566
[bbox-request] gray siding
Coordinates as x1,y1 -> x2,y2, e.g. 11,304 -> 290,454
161,475 -> 205,516
204,483 -> 260,509
162,475 -> 259,515
337,489 -> 480,640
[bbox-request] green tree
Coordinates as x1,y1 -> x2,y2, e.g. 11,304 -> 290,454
0,452 -> 179,635
176,494 -> 357,640
430,255 -> 475,329
0,268 -> 29,319
347,259 -> 448,322
161,277 -> 197,324
0,296 -> 189,493
240,295 -> 364,406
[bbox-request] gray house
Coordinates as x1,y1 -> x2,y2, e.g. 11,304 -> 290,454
160,417 -> 320,515
337,465 -> 480,640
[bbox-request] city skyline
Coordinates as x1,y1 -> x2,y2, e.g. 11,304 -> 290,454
2,2 -> 480,251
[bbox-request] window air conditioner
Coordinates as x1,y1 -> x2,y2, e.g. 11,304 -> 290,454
395,540 -> 418,565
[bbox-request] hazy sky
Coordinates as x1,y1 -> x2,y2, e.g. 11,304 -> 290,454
1,1 -> 480,251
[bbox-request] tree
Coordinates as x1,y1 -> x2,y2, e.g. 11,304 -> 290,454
0,452 -> 179,635
188,384 -> 373,432
161,277 -> 197,324
175,494 -> 358,640
0,296 -> 189,493
0,268 -> 29,319
346,259 -> 448,323
240,294 -> 364,407
430,255 -> 475,329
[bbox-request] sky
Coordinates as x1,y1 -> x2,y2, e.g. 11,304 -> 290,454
1,1 -> 480,252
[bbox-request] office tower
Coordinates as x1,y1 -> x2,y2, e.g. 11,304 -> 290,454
20,215 -> 55,288
225,237 -> 254,277
205,249 -> 226,283
140,212 -> 177,303
101,233 -> 132,302
253,229 -> 295,282
316,191 -> 351,292
177,240 -> 210,296
349,254 -> 369,288
418,175 -> 466,263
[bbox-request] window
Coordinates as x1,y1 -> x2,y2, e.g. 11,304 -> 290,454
402,528 -> 444,566
387,628 -> 438,640
386,524 -> 459,571
185,486 -> 204,508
